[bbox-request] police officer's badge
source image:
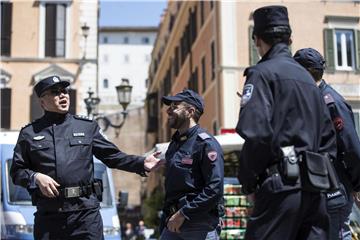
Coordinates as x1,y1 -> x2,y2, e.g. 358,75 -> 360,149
241,84 -> 254,107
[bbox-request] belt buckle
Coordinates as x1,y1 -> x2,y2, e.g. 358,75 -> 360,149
64,187 -> 81,198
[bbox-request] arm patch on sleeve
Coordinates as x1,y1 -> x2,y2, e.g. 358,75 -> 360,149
323,93 -> 335,105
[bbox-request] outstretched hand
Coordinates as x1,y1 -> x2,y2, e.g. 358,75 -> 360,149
35,173 -> 60,198
144,151 -> 165,172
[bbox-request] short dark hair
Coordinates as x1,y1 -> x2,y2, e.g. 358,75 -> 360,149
254,31 -> 292,46
182,102 -> 202,123
307,68 -> 324,82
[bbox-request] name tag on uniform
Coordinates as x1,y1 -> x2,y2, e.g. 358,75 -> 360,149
73,132 -> 85,137
181,157 -> 193,165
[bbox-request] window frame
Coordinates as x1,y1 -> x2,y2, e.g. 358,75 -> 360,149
334,29 -> 356,71
39,1 -> 71,58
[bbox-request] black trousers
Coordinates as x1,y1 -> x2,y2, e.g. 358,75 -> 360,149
245,174 -> 329,240
34,207 -> 104,240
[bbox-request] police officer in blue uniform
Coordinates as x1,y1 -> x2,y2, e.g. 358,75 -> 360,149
235,6 -> 337,239
10,76 -> 162,240
159,89 -> 224,240
294,48 -> 360,240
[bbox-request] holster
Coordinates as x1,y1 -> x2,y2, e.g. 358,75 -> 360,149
280,146 -> 300,182
93,179 -> 103,201
301,151 -> 339,192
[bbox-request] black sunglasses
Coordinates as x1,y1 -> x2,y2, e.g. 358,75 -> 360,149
42,88 -> 69,97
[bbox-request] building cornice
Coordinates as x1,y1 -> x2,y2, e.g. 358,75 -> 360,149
0,57 -> 97,64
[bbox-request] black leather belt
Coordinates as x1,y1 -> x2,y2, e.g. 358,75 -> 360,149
59,184 -> 94,198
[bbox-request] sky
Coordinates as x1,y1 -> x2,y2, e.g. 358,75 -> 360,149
99,0 -> 167,27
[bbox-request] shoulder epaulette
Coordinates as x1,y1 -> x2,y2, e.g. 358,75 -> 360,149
198,132 -> 211,140
323,93 -> 335,105
74,115 -> 93,122
21,118 -> 39,129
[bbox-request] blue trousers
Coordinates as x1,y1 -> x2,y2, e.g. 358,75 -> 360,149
327,185 -> 353,240
245,175 -> 329,240
34,207 -> 104,240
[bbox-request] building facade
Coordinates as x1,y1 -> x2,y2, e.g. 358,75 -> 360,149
98,27 -> 157,112
145,1 -> 360,194
0,0 -> 99,130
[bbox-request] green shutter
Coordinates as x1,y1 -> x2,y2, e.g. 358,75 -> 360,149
355,30 -> 360,74
324,28 -> 335,74
249,26 -> 259,66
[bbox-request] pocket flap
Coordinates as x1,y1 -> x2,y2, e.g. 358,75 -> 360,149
69,138 -> 91,146
30,141 -> 50,151
305,152 -> 328,176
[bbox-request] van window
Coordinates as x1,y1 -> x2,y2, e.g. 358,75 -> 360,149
6,159 -> 32,205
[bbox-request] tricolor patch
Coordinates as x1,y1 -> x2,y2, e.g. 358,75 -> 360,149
333,117 -> 344,131
207,151 -> 218,161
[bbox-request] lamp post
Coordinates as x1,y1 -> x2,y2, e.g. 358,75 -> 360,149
83,79 -> 133,135
81,23 -> 90,59
84,88 -> 100,117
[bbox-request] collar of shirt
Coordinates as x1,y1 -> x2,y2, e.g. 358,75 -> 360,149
259,43 -> 291,63
318,79 -> 327,91
172,125 -> 199,142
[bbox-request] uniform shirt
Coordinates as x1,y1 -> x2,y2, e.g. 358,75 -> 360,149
319,80 -> 360,191
164,125 -> 224,224
236,43 -> 337,189
10,111 -> 146,212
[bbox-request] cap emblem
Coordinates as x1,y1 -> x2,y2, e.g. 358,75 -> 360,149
53,76 -> 60,83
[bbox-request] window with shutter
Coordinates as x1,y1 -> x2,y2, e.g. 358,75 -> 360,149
211,41 -> 215,80
1,88 -> 11,129
201,56 -> 206,93
69,89 -> 76,115
324,29 -> 335,73
45,4 -> 66,57
1,2 -> 12,56
355,30 -> 360,74
249,26 -> 259,66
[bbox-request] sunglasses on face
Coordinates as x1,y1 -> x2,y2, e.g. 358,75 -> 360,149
42,88 -> 69,97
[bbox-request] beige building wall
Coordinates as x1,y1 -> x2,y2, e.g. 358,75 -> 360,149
1,0 -> 98,130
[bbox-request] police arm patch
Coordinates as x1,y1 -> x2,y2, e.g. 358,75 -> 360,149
333,117 -> 344,131
241,84 -> 254,107
207,151 -> 218,162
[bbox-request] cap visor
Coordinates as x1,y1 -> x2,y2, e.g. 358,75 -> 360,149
162,96 -> 183,105
39,81 -> 70,96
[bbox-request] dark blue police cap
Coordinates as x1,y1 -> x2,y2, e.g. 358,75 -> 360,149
253,5 -> 291,36
293,48 -> 325,70
162,89 -> 204,113
34,75 -> 70,97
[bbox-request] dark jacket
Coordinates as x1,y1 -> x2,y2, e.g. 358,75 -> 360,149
236,43 -> 337,191
10,111 -> 146,212
319,80 -> 360,192
164,125 -> 224,230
